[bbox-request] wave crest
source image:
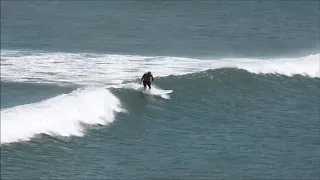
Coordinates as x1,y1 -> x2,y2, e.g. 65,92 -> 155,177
0,87 -> 125,144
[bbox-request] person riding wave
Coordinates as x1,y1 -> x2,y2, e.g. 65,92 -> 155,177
140,71 -> 154,90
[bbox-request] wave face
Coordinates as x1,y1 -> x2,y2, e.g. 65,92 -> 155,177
1,50 -> 319,87
1,87 -> 124,144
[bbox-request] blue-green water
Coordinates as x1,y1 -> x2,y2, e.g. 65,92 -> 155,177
1,1 -> 319,179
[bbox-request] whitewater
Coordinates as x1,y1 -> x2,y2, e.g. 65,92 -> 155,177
0,87 -> 126,144
1,50 -> 319,87
1,50 -> 319,144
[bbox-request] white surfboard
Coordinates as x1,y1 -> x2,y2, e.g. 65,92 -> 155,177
143,89 -> 172,95
142,89 -> 173,99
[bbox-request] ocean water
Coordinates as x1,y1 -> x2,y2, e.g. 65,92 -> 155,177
1,1 -> 319,179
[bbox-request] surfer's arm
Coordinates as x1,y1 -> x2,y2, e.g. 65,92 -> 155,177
140,74 -> 145,82
151,75 -> 154,82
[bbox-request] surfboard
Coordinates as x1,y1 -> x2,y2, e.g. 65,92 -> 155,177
142,89 -> 173,96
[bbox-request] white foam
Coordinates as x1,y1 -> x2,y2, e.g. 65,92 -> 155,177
1,50 -> 319,86
0,87 -> 125,144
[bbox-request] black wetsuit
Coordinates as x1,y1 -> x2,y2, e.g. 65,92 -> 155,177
141,73 -> 154,89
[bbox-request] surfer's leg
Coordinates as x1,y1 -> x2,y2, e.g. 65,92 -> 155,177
143,81 -> 147,89
147,82 -> 151,90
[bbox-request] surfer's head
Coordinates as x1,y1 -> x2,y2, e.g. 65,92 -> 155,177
147,71 -> 151,75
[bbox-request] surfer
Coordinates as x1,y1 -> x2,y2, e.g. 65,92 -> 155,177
140,71 -> 154,90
